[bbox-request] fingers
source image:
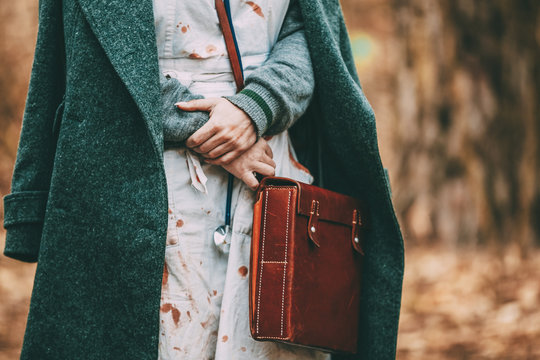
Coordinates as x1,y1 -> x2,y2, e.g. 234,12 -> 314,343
253,138 -> 274,158
262,142 -> 274,159
193,134 -> 230,155
240,172 -> 260,190
185,124 -> 219,148
202,157 -> 219,165
261,154 -> 276,169
252,162 -> 276,177
239,161 -> 275,190
175,98 -> 220,112
198,132 -> 256,163
212,148 -> 247,165
193,133 -> 250,160
198,141 -> 235,159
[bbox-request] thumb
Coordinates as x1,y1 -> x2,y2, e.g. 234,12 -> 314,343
175,98 -> 219,112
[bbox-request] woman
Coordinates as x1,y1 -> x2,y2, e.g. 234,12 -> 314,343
155,0 -> 325,358
2,0 -> 404,359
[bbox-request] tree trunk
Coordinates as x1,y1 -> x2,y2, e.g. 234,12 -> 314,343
342,0 -> 540,249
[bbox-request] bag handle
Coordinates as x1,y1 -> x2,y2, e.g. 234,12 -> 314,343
215,0 -> 245,92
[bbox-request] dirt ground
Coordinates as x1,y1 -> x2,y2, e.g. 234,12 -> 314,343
398,245 -> 540,359
1,232 -> 539,359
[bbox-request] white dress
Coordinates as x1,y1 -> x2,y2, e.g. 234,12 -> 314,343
154,1 -> 330,359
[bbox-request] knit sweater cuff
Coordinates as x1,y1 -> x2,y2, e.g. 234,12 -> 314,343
225,83 -> 280,137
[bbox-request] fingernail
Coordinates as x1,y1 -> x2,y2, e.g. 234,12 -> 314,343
175,102 -> 187,107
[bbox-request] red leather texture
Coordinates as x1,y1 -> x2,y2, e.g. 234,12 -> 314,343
250,177 -> 366,354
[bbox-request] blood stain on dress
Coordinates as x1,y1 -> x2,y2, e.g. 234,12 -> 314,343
168,208 -> 173,214
162,262 -> 169,286
167,236 -> 178,246
245,1 -> 264,18
241,347 -> 247,352
206,44 -> 217,53
173,347 -> 181,351
213,290 -> 217,296
187,311 -> 192,320
222,335 -> 229,342
161,303 -> 173,313
207,295 -> 211,304
178,250 -> 190,272
200,319 -> 210,329
238,266 -> 248,277
171,308 -> 181,326
160,303 -> 180,326
189,52 -> 202,59
186,292 -> 199,312
176,219 -> 184,227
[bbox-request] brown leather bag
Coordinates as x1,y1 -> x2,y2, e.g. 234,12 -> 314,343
250,177 -> 366,354
214,1 -> 366,354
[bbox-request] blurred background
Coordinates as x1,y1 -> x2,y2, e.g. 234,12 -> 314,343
1,0 -> 539,358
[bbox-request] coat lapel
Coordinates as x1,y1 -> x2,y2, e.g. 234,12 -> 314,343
76,0 -> 164,158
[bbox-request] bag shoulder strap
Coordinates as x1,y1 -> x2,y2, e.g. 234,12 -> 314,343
215,0 -> 245,92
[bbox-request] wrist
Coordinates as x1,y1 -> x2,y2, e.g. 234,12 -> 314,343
224,83 -> 278,137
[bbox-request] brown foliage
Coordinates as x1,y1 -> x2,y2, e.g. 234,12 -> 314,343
342,0 -> 540,248
0,1 -> 38,201
399,245 -> 540,359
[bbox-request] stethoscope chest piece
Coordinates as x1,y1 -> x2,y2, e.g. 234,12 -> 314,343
213,173 -> 234,254
213,224 -> 231,254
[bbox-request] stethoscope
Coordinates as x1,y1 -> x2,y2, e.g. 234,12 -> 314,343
213,0 -> 243,254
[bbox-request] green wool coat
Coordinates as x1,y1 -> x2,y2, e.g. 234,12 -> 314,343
2,0 -> 404,358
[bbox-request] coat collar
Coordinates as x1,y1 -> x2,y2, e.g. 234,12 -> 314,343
76,0 -> 164,158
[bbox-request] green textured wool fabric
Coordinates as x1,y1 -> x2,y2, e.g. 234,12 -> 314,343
2,0 -> 403,359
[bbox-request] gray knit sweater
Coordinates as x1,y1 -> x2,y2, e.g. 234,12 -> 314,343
161,0 -> 314,146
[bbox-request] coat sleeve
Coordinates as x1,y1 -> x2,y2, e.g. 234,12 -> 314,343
2,0 -> 65,263
225,0 -> 314,137
160,74 -> 210,146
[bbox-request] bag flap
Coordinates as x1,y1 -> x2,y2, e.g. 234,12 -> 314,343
257,176 -> 365,227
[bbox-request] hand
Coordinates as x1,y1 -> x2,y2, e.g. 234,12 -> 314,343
205,138 -> 276,190
177,98 -> 257,165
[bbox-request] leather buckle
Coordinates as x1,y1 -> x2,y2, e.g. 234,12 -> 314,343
308,200 -> 320,247
352,209 -> 364,255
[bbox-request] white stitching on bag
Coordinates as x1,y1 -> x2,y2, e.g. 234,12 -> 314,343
256,190 -> 269,334
281,190 -> 291,337
256,188 -> 292,338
